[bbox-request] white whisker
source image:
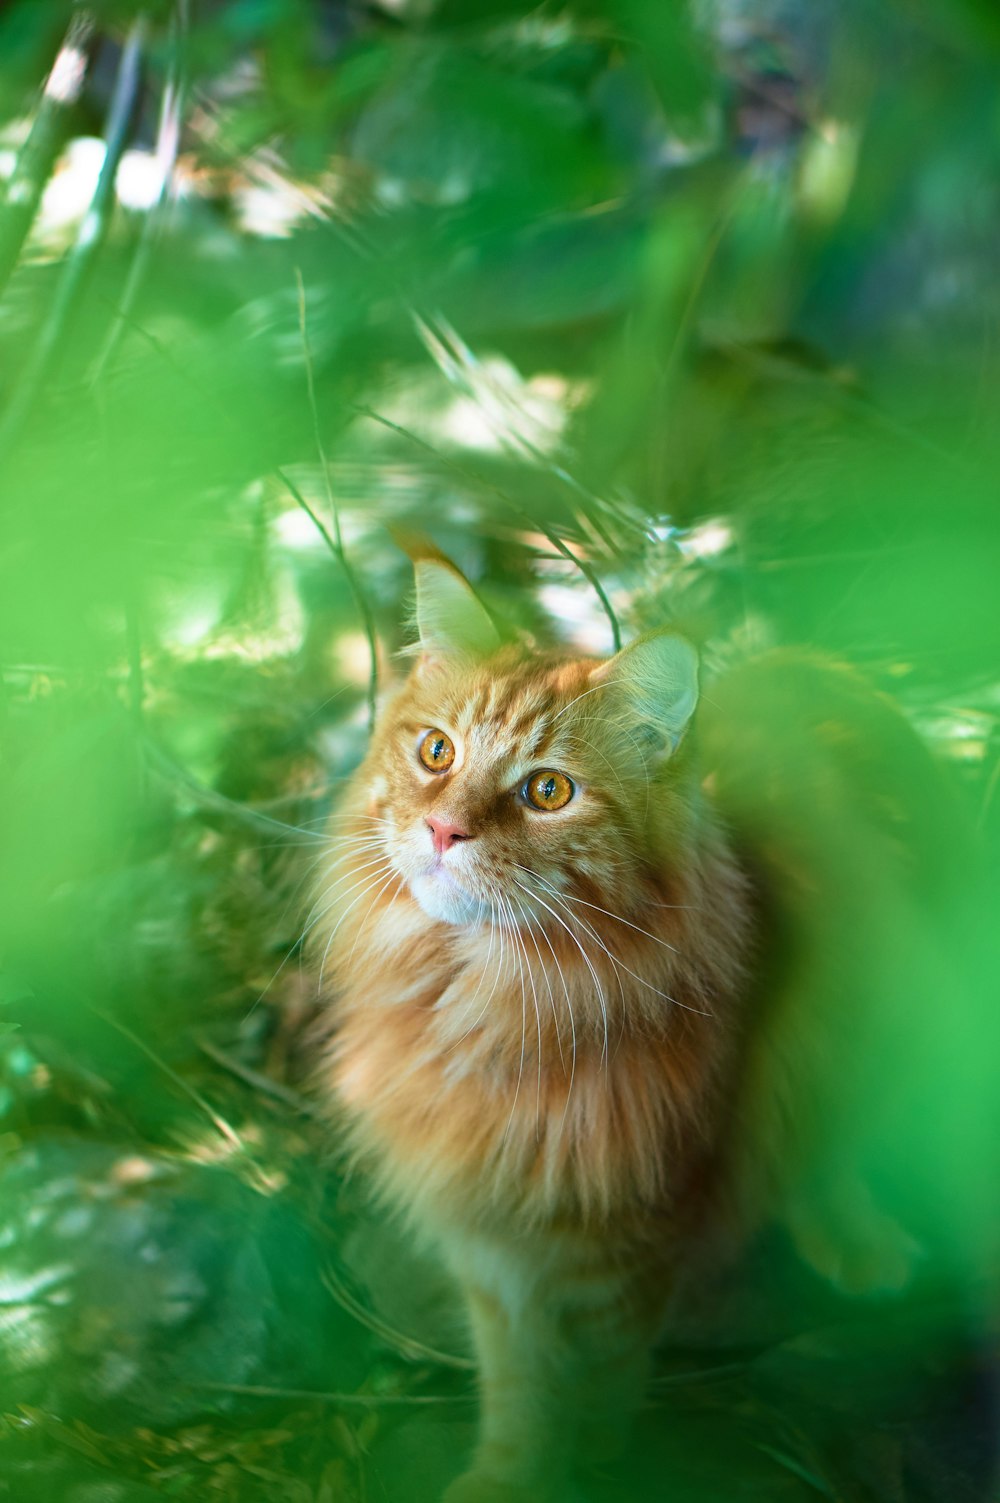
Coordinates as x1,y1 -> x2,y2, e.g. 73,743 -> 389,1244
346,868 -> 401,966
552,680 -> 615,719
522,875 -> 680,955
500,892 -> 528,1145
522,898 -> 577,1114
521,869 -> 712,1020
515,893 -> 564,1074
509,893 -> 544,1135
318,864 -> 396,988
302,853 -> 395,930
511,877 -> 610,1071
444,903 -> 502,1050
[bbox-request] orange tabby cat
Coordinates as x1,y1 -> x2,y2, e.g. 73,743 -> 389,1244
313,558 -> 759,1501
311,559 -> 927,1502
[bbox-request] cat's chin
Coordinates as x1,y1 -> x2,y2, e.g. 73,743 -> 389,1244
410,871 -> 490,928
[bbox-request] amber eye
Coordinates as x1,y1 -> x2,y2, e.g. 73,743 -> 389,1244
525,770 -> 574,811
418,729 -> 456,773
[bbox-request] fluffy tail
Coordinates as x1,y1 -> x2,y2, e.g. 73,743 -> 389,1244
698,651 -> 991,1293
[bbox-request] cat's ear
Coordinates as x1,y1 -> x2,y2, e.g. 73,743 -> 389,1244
414,558 -> 501,664
589,631 -> 698,754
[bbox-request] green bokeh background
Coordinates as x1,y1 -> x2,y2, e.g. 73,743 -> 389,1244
0,1 -> 997,1499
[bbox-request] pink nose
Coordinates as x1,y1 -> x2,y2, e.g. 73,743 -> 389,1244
426,815 -> 471,855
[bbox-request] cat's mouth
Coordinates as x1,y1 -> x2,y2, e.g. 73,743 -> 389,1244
383,821 -> 493,927
408,863 -> 491,928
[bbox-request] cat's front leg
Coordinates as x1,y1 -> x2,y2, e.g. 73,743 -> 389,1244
443,1235 -> 660,1502
445,1280 -> 580,1502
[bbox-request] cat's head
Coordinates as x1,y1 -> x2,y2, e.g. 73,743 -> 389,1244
358,560 -> 699,928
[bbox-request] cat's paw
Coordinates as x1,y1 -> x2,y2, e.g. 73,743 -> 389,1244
788,1182 -> 924,1296
442,1474 -> 526,1503
442,1473 -> 581,1503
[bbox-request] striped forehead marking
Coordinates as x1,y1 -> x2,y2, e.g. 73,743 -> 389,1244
452,679 -> 553,766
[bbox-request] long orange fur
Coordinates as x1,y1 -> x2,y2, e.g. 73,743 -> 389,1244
311,562 -> 765,1500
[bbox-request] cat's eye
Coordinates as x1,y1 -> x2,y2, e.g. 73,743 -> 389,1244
524,770 -> 574,811
418,729 -> 456,773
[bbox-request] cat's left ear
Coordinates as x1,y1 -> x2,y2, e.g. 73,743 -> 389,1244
588,631 -> 698,754
414,558 -> 501,664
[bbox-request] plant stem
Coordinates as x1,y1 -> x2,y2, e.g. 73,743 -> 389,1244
0,15 -> 147,461
0,10 -> 95,300
295,265 -> 380,730
90,4 -> 187,384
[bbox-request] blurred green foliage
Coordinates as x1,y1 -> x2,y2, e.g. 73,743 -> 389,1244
0,1 -> 997,1499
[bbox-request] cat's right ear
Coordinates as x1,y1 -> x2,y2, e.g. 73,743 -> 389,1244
413,558 -> 501,668
588,630 -> 699,755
